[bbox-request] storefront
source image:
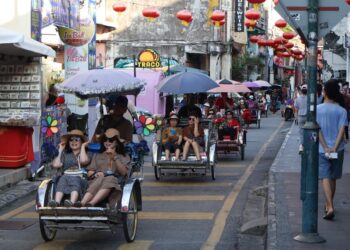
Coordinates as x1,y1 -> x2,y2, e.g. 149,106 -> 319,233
0,28 -> 56,168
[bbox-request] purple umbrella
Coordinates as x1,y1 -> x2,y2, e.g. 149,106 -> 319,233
243,81 -> 260,88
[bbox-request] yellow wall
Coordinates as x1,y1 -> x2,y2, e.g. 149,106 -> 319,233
0,0 -> 31,37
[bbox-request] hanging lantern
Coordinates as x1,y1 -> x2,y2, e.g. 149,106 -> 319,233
257,39 -> 267,47
285,42 -> 294,49
176,10 -> 193,27
295,55 -> 304,61
247,0 -> 266,10
274,37 -> 284,45
112,2 -> 127,14
142,8 -> 160,22
283,32 -> 296,40
274,0 -> 280,5
275,45 -> 286,52
249,35 -> 259,44
211,10 -> 225,27
276,51 -> 284,57
282,51 -> 291,58
282,38 -> 289,44
292,48 -> 302,56
346,0 -> 350,5
245,9 -> 261,21
245,20 -> 257,31
275,19 -> 287,28
266,39 -> 276,48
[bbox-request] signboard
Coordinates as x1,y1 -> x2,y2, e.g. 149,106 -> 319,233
42,0 -> 80,30
275,0 -> 349,39
31,0 -> 42,41
234,0 -> 245,32
137,49 -> 161,68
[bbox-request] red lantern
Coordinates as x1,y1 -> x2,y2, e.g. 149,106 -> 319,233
249,35 -> 259,44
258,39 -> 267,47
142,8 -> 160,21
274,0 -> 280,5
113,2 -> 127,13
285,42 -> 294,49
266,39 -> 276,47
283,32 -> 296,40
282,51 -> 291,58
245,9 -> 261,21
346,0 -> 350,5
245,20 -> 257,30
275,45 -> 286,52
292,48 -> 302,56
276,52 -> 284,57
274,37 -> 284,45
176,10 -> 193,27
295,55 -> 304,61
211,10 -> 225,27
275,19 -> 287,28
247,0 -> 266,10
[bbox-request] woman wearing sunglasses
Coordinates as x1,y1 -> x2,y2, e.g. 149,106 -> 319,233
182,114 -> 204,161
81,128 -> 129,207
49,130 -> 91,207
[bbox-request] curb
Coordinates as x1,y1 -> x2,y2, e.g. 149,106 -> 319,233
0,166 -> 30,189
0,180 -> 39,211
266,122 -> 295,250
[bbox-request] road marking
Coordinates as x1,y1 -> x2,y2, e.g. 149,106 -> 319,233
144,182 -> 232,187
15,211 -> 214,220
201,121 -> 285,250
143,195 -> 225,201
143,172 -> 239,177
0,200 -> 35,221
33,240 -> 74,250
118,240 -> 154,250
139,212 -> 214,220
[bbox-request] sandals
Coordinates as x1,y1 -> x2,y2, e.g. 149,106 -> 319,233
74,201 -> 82,208
48,200 -> 59,208
64,200 -> 73,207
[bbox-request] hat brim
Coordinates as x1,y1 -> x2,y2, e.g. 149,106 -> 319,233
61,134 -> 88,143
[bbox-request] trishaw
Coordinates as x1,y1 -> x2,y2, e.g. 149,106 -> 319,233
36,69 -> 146,242
243,108 -> 261,129
36,144 -> 144,242
152,119 -> 217,180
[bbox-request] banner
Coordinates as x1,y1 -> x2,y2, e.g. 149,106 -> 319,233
234,0 -> 245,32
42,0 -> 80,30
31,0 -> 42,41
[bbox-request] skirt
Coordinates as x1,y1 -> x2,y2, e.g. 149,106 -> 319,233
55,175 -> 87,198
87,176 -> 122,206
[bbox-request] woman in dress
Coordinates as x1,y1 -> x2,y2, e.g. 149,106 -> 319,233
182,114 -> 204,161
81,128 -> 129,207
49,130 -> 91,207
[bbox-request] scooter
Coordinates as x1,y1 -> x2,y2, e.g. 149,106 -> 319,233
284,105 -> 294,121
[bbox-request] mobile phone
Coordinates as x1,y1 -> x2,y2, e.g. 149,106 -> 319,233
325,152 -> 338,159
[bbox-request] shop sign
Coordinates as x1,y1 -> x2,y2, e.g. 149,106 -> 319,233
137,49 -> 161,68
234,0 -> 245,32
58,16 -> 95,47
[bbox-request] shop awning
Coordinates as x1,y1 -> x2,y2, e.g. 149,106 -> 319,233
0,28 -> 56,58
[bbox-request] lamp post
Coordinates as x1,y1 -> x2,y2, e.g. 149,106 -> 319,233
294,0 -> 325,243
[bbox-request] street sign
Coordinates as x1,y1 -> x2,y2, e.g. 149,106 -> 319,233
275,0 -> 349,38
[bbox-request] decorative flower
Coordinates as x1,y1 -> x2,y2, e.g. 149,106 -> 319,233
134,115 -> 155,136
213,117 -> 225,128
154,116 -> 164,130
41,115 -> 58,137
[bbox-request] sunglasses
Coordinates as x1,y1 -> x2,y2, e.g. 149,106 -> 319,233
189,117 -> 196,121
103,136 -> 118,142
69,137 -> 81,142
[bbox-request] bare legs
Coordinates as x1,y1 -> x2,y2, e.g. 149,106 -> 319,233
182,141 -> 201,160
54,191 -> 79,204
322,178 -> 336,214
81,189 -> 112,206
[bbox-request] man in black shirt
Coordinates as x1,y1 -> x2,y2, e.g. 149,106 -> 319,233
178,94 -> 202,119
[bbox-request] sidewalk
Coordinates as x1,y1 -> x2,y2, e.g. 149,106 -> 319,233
267,123 -> 350,250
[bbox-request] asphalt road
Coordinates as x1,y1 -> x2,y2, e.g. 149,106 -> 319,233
0,113 -> 290,250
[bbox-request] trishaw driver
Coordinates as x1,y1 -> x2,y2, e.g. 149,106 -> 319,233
213,93 -> 234,112
92,95 -> 133,144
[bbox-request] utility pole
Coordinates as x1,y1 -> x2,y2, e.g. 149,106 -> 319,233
294,0 -> 325,243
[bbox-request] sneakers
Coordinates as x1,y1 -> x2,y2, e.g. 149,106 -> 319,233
298,145 -> 304,154
64,200 -> 73,207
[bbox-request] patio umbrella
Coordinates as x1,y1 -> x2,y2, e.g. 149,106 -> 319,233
243,81 -> 260,88
56,69 -> 145,98
156,71 -> 219,94
254,80 -> 271,87
209,79 -> 251,93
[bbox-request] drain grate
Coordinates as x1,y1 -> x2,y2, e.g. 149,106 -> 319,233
0,220 -> 35,230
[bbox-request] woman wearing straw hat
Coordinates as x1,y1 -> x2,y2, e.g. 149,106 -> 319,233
49,130 -> 91,207
81,128 -> 129,207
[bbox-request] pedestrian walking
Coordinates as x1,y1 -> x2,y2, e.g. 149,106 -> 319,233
294,85 -> 308,153
317,79 -> 347,220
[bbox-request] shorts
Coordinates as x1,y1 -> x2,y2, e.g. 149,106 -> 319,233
163,141 -> 181,152
319,150 -> 344,180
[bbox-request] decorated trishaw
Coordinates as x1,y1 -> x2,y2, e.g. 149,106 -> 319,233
36,69 -> 145,242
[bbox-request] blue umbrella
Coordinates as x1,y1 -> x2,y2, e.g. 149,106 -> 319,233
157,71 -> 219,94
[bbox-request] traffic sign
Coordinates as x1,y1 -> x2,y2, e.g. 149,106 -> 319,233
275,0 -> 349,39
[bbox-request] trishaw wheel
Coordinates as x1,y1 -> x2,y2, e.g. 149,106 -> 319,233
258,120 -> 261,129
39,217 -> 57,241
211,165 -> 216,180
240,145 -> 245,160
122,189 -> 138,242
154,165 -> 160,181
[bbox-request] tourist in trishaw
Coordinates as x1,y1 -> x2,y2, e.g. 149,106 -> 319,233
182,114 -> 205,161
218,110 -> 241,141
161,113 -> 183,161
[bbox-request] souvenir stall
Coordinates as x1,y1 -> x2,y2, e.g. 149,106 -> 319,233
0,28 -> 56,169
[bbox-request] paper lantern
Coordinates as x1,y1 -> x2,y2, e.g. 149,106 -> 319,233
266,39 -> 276,47
283,32 -> 296,40
282,52 -> 291,58
274,37 -> 284,45
275,19 -> 287,28
295,55 -> 304,61
257,39 -> 267,47
211,10 -> 225,27
292,48 -> 302,56
247,0 -> 266,10
249,35 -> 259,43
176,10 -> 193,26
245,9 -> 261,21
142,8 -> 160,21
285,42 -> 294,49
275,45 -> 286,52
112,2 -> 127,13
245,20 -> 257,30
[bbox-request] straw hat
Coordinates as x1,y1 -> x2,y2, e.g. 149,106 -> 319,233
169,114 -> 179,120
104,128 -> 125,143
61,129 -> 87,143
